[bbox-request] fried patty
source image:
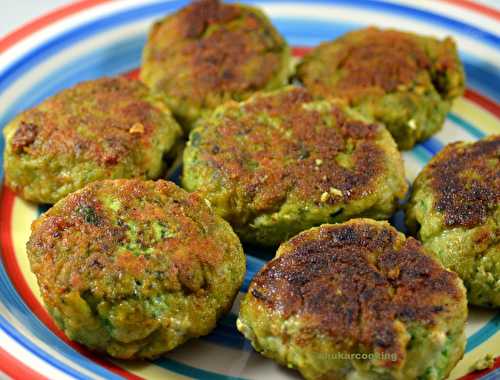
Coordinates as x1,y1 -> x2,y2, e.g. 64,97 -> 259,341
27,179 -> 245,359
3,77 -> 182,204
182,87 -> 408,246
140,0 -> 291,130
406,135 -> 500,307
238,219 -> 467,380
296,27 -> 465,149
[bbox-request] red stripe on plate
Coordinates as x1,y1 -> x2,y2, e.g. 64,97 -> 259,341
464,89 -> 500,119
292,46 -> 311,57
0,346 -> 49,380
441,0 -> 500,20
459,357 -> 500,380
0,185 -> 144,380
0,0 -> 111,53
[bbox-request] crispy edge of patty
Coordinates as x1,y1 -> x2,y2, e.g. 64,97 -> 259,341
406,136 -> 500,307
27,179 -> 245,357
238,219 -> 467,378
182,87 -> 407,244
415,135 -> 500,230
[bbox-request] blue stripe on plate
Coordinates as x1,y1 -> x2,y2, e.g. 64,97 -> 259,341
0,315 -> 89,380
155,357 -> 246,380
411,110 -> 489,156
243,0 -> 500,47
241,255 -> 269,292
466,313 -> 500,352
412,144 -> 433,163
204,314 -> 250,350
272,18 -> 360,41
447,113 -> 487,139
463,56 -> 500,104
0,36 -> 147,127
420,138 -> 443,155
0,1 -> 188,83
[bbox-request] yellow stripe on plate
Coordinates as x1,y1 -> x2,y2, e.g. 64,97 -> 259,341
450,331 -> 500,379
11,198 -> 44,303
452,97 -> 500,135
112,360 -> 191,380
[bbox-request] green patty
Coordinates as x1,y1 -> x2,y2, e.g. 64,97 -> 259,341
296,27 -> 465,150
27,179 -> 245,359
3,77 -> 182,204
406,135 -> 500,307
182,87 -> 408,246
238,219 -> 467,380
140,0 -> 291,130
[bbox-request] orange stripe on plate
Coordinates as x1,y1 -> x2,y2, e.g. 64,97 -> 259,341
0,0 -> 111,53
0,185 -> 144,380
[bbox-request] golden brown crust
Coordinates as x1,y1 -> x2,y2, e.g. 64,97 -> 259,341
11,77 -> 165,166
297,27 -> 463,102
193,88 -> 386,213
11,121 -> 38,153
427,135 -> 500,228
333,29 -> 430,94
142,0 -> 288,106
178,0 -> 239,38
28,180 -> 228,304
249,221 -> 462,357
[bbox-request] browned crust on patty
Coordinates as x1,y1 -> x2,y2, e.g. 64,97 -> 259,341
178,0 -> 240,38
427,135 -> 500,228
11,121 -> 38,153
332,30 -> 430,93
192,88 -> 387,214
27,179 -> 228,305
11,77 -> 166,166
248,220 -> 463,359
297,27 -> 462,102
142,0 -> 287,104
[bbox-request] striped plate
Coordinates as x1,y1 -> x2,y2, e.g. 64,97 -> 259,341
0,1 -> 499,379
